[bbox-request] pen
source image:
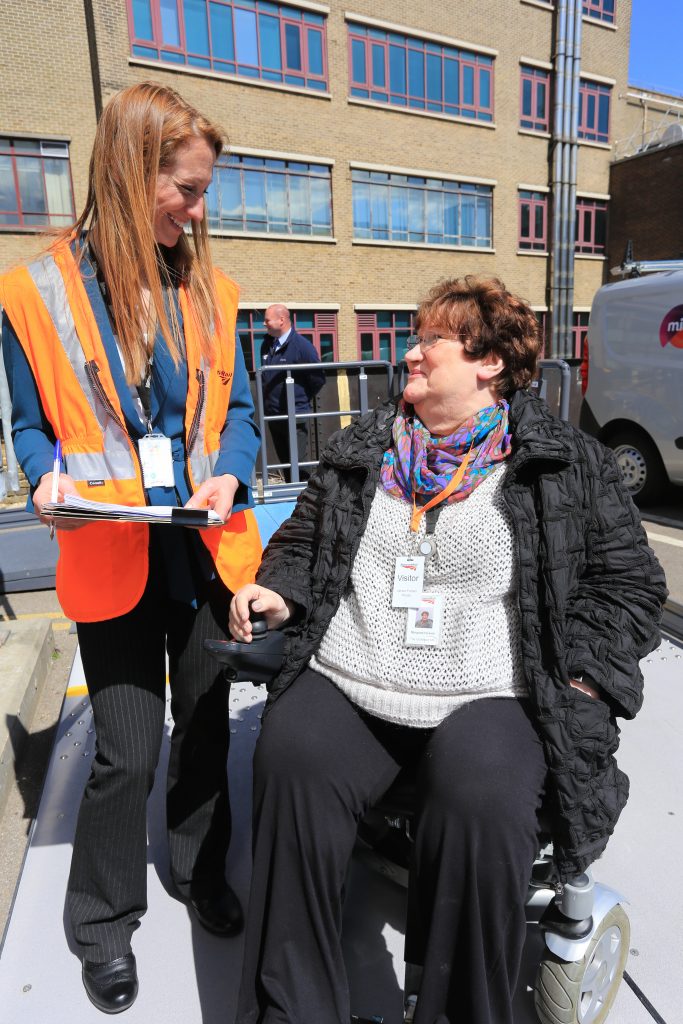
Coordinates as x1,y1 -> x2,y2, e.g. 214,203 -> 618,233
49,439 -> 61,540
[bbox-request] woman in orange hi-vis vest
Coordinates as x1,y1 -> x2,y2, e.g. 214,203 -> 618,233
0,83 -> 262,1014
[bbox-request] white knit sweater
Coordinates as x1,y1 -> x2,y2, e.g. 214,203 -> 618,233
309,465 -> 526,727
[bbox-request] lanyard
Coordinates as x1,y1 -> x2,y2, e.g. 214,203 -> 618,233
410,445 -> 473,533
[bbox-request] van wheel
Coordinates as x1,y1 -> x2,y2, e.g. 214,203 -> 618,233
608,431 -> 666,505
534,904 -> 630,1024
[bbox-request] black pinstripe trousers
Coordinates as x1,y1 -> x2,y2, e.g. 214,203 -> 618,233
67,538 -> 233,963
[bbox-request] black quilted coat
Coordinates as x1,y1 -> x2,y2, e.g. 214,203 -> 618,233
256,389 -> 668,880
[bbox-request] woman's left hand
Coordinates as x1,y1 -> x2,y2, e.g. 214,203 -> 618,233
569,678 -> 600,699
184,473 -> 239,523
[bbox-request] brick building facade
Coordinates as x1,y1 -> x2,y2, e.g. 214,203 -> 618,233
608,137 -> 683,271
0,0 -> 654,363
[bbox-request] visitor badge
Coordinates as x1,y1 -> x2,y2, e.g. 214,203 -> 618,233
138,433 -> 175,489
392,556 -> 425,607
405,594 -> 444,647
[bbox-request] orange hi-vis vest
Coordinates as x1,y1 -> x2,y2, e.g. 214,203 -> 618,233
0,242 -> 262,622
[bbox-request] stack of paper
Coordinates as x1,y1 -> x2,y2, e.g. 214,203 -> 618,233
42,494 -> 224,528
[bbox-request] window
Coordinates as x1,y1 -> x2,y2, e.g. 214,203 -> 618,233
578,80 -> 611,143
573,312 -> 590,357
129,0 -> 328,91
583,0 -> 615,24
348,23 -> 494,122
356,310 -> 415,364
518,191 -> 547,251
0,137 -> 74,230
575,197 -> 607,254
352,169 -> 493,248
237,308 -> 338,372
206,155 -> 332,237
520,66 -> 550,132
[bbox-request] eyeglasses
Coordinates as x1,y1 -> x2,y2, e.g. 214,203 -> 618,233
407,332 -> 468,352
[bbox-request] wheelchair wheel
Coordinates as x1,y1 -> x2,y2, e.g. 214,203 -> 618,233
534,904 -> 630,1024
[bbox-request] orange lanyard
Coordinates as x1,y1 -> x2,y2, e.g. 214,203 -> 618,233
410,446 -> 474,533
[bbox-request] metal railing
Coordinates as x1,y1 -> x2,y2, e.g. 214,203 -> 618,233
251,358 -> 573,501
253,359 -> 395,501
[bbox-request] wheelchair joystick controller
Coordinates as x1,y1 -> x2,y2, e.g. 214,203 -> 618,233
203,607 -> 286,685
539,867 -> 595,940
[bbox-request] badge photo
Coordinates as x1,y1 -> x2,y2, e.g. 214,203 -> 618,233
405,593 -> 444,646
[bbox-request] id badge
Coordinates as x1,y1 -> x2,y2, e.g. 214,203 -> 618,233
138,434 -> 175,489
405,593 -> 444,647
392,556 -> 425,608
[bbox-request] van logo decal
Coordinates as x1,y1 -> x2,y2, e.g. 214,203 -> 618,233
660,306 -> 683,348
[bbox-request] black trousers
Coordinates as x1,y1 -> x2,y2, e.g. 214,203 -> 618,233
268,419 -> 311,482
236,669 -> 547,1024
67,547 -> 233,963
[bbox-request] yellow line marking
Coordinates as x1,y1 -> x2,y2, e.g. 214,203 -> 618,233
646,530 -> 683,550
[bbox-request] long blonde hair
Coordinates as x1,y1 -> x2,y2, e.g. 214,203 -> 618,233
59,82 -> 226,384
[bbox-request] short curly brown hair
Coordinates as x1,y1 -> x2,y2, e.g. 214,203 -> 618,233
414,276 -> 542,396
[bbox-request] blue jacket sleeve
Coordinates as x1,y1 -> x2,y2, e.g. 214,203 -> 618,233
213,336 -> 261,507
2,311 -> 56,488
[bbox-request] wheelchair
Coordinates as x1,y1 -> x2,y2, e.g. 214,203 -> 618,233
205,623 -> 630,1024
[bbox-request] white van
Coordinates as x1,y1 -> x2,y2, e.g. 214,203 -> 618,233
579,271 -> 683,504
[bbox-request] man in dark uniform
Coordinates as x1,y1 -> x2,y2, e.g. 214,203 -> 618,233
260,304 -> 326,481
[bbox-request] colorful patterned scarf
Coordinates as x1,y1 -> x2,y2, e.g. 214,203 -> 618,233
380,399 -> 512,506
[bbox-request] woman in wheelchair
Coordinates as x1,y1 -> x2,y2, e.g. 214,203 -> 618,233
229,276 -> 667,1024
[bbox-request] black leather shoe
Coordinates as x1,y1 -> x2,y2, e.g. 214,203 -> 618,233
82,953 -> 138,1014
190,883 -> 244,937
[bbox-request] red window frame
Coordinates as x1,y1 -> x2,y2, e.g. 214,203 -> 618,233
518,191 -> 548,251
582,0 -> 615,24
575,198 -> 607,255
347,27 -> 494,123
237,309 -> 338,372
356,311 -> 416,364
127,0 -> 329,91
578,80 -> 611,143
519,66 -> 550,132
572,312 -> 590,358
0,137 -> 75,231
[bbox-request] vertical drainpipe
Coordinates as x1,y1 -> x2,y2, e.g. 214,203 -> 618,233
565,3 -> 583,358
560,0 -> 576,354
551,0 -> 568,356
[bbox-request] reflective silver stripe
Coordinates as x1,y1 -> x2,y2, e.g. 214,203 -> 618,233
189,356 -> 213,485
27,254 -> 137,482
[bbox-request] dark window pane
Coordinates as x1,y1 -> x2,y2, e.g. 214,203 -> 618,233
598,93 -> 610,136
534,203 -> 544,238
463,64 -> 474,105
479,68 -> 491,109
389,45 -> 406,94
307,28 -> 323,75
426,53 -> 442,103
351,38 -> 366,83
285,23 -> 302,70
522,77 -> 532,117
536,81 -> 546,120
16,157 -> 46,214
444,58 -> 459,104
408,49 -> 424,99
260,14 -> 281,68
371,43 -> 385,87
210,2 -> 234,60
360,333 -> 374,360
0,155 -> 19,212
132,0 -> 154,39
521,203 -> 530,238
595,209 -> 606,248
183,0 -> 209,54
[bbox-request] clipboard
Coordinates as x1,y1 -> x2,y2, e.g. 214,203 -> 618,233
42,494 -> 224,528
